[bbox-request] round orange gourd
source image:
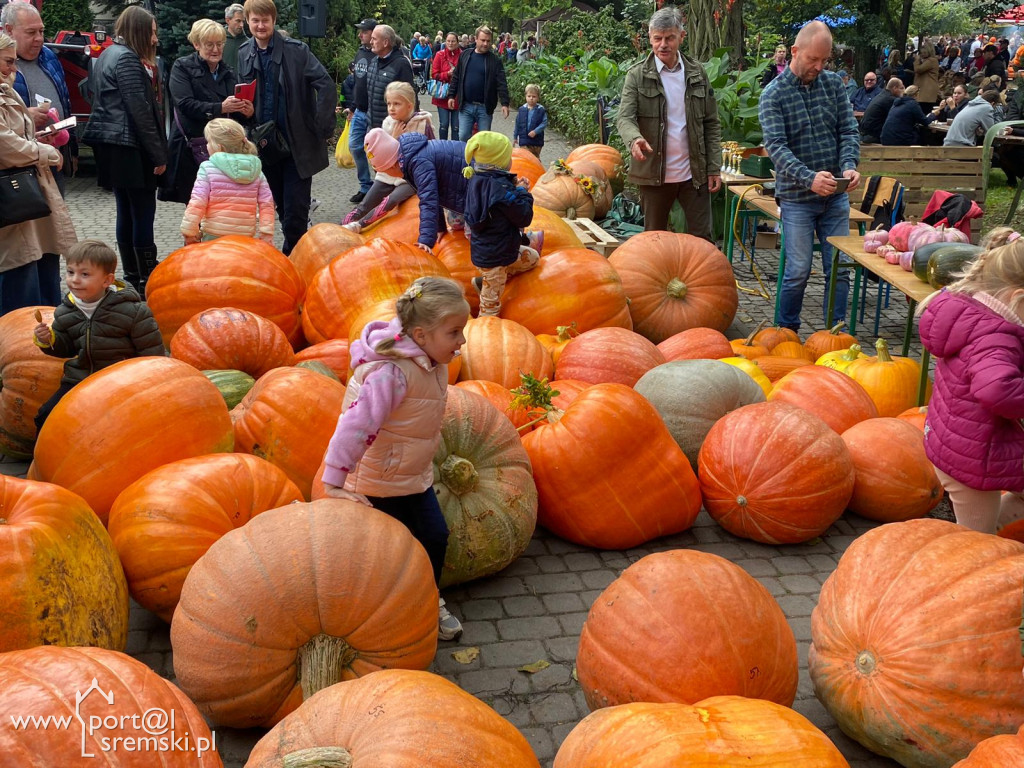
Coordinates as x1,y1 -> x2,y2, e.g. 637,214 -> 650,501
657,327 -> 733,361
230,366 -> 344,499
527,206 -> 585,251
840,417 -> 942,522
804,321 -> 858,361
565,143 -> 624,183
0,475 -> 129,651
434,232 -> 478,314
458,316 -> 553,389
522,383 -> 702,549
535,323 -> 579,366
768,365 -> 879,433
550,378 -> 589,409
108,454 -> 303,622
146,235 -> 306,348
576,550 -> 797,710
454,379 -> 534,430
769,340 -> 813,360
293,339 -> 351,382
845,337 -> 928,417
510,147 -> 545,189
697,402 -> 855,543
754,325 -> 800,350
0,306 -> 66,458
289,222 -> 363,286
171,500 -> 439,728
810,519 -> 1024,768
609,231 -> 738,342
32,357 -> 234,525
719,356 -> 773,396
246,670 -> 540,768
530,166 -> 597,218
729,322 -> 771,359
816,343 -> 869,372
896,405 -> 929,432
359,194 -> 422,243
170,307 -> 295,377
952,724 -> 1024,767
752,354 -> 813,382
556,326 -> 665,387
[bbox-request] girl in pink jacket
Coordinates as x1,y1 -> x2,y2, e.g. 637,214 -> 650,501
181,119 -> 274,245
322,276 -> 470,641
919,227 -> 1024,533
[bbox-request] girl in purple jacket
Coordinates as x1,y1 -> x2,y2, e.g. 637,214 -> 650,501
918,227 -> 1024,533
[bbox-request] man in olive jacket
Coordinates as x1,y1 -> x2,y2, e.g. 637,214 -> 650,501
616,6 -> 721,240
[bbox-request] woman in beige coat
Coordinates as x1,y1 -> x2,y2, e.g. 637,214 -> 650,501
0,32 -> 76,315
914,42 -> 941,110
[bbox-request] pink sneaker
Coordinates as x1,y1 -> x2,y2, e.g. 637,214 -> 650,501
341,208 -> 361,226
361,195 -> 393,228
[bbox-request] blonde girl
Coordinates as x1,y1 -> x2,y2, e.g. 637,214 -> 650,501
181,118 -> 274,244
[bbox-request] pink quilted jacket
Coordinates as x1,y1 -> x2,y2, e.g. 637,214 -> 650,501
180,152 -> 274,243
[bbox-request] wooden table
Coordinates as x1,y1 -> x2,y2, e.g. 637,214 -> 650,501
826,235 -> 936,404
928,120 -> 1024,145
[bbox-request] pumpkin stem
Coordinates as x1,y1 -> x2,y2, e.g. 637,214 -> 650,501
282,747 -> 354,768
828,321 -> 847,335
440,455 -> 479,495
742,319 -> 769,346
555,322 -> 579,342
297,633 -> 358,701
666,277 -> 688,299
855,650 -> 877,676
843,344 -> 862,361
874,338 -> 893,363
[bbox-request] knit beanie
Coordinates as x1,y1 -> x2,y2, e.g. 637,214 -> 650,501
364,128 -> 401,171
462,131 -> 512,179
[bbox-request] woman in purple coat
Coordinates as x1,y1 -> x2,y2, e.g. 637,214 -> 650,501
918,227 -> 1024,533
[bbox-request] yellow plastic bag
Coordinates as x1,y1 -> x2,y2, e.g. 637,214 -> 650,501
335,118 -> 354,168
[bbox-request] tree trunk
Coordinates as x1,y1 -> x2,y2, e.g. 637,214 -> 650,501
723,0 -> 744,68
686,0 -> 741,62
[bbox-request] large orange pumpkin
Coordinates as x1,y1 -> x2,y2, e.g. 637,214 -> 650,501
753,325 -> 801,350
952,724 -> 1024,767
0,475 -> 129,652
231,366 -> 344,499
522,383 -> 702,548
528,206 -> 585,252
108,454 -> 303,622
657,327 -> 733,361
146,236 -> 306,348
33,357 -> 235,525
454,379 -> 535,430
809,519 -> 1024,768
697,401 -> 855,543
0,646 -> 221,767
555,326 -> 665,387
170,307 -> 295,377
577,550 -> 797,710
171,500 -> 439,728
500,248 -> 632,335
293,339 -> 351,382
0,306 -> 66,458
359,194 -> 423,243
845,337 -> 929,416
896,405 -> 929,432
565,143 -> 624,184
289,222 -> 363,286
609,231 -> 738,342
246,670 -> 540,768
767,365 -> 879,434
458,316 -> 553,389
434,231 -> 479,313
530,165 -> 598,218
301,237 -> 450,344
804,321 -> 858,361
510,147 -> 545,189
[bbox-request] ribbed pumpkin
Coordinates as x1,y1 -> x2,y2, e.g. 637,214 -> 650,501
951,724 -> 1024,767
231,366 -> 345,499
719,356 -> 773,396
289,222 -> 363,286
500,248 -> 632,335
554,697 -> 850,768
530,165 -> 597,218
565,143 -> 624,183
769,340 -> 814,360
845,338 -> 928,416
809,519 -> 1024,768
0,646 -> 221,767
804,322 -> 858,361
458,316 -> 553,389
536,323 -> 579,366
0,476 -> 129,652
698,402 -> 855,544
302,238 -> 450,344
840,418 -> 942,522
896,405 -> 929,432
246,670 -> 540,768
556,326 -> 665,387
293,339 -> 351,382
108,454 -> 303,622
146,235 -> 306,348
767,365 -> 879,434
609,232 -> 738,342
434,232 -> 479,314
0,306 -> 66,458
510,147 -> 545,189
729,324 -> 771,359
433,386 -> 537,586
528,206 -> 585,251
753,325 -> 800,350
657,327 -> 733,361
170,307 -> 295,377
171,501 -> 438,728
33,357 -> 234,525
577,551 -> 798,710
816,343 -> 869,372
634,360 -> 766,469
359,194 -> 422,243
454,379 -> 535,430
550,378 -> 590,409
752,354 -> 813,382
565,159 -> 612,217
522,383 -> 702,549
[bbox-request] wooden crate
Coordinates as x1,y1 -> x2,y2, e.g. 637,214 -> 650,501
562,217 -> 620,256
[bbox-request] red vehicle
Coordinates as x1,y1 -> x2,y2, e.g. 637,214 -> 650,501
44,30 -> 110,124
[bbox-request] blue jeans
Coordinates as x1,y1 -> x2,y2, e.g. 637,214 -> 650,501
778,194 -> 851,331
458,103 -> 491,141
348,109 -> 372,194
366,489 -> 450,586
0,252 -> 61,315
437,107 -> 459,141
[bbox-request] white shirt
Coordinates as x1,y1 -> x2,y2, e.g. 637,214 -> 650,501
656,55 -> 691,183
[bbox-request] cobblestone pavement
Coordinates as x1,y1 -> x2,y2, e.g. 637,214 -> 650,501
3,101 -> 935,767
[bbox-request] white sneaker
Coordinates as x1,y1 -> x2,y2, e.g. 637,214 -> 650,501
342,222 -> 362,233
438,597 -> 463,641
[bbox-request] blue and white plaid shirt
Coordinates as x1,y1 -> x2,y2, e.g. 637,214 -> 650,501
758,67 -> 860,204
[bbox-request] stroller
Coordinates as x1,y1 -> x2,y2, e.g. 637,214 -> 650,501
412,59 -> 428,94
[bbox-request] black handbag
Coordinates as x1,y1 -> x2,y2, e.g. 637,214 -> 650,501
248,121 -> 291,166
0,166 -> 51,228
173,109 -> 210,165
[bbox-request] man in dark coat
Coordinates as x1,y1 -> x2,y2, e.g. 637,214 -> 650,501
447,25 -> 509,141
365,24 -> 414,130
860,77 -> 904,144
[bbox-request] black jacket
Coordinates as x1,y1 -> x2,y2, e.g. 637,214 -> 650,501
351,45 -> 375,113
464,168 -> 533,268
448,49 -> 509,115
859,89 -> 897,143
81,42 -> 167,167
365,48 -> 415,129
880,95 -> 935,146
236,31 -> 336,179
986,56 -> 1008,89
41,286 -> 166,385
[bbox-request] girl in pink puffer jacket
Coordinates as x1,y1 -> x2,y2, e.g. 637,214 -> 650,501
918,227 -> 1024,533
181,119 -> 274,245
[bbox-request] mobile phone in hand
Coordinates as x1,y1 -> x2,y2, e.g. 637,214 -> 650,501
832,176 -> 851,194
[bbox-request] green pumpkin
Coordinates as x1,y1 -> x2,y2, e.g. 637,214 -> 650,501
202,369 -> 256,410
911,241 -> 953,283
926,244 -> 983,289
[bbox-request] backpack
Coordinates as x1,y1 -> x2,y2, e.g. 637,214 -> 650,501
859,176 -> 906,231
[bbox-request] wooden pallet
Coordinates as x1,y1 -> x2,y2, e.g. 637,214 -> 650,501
562,217 -> 620,257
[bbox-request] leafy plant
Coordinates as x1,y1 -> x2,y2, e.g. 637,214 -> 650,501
704,49 -> 771,145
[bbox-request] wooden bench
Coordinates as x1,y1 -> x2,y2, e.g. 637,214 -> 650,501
561,217 -> 620,257
857,145 -> 985,220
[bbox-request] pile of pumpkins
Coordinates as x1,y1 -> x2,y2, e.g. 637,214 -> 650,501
2,143 -> 1024,765
863,219 -> 982,288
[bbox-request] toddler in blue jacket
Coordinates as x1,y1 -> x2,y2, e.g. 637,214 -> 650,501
513,84 -> 547,158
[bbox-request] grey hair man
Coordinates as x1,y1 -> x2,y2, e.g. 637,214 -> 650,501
365,24 -> 414,129
223,3 -> 246,70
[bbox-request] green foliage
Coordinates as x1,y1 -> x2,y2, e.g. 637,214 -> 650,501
910,0 -> 976,38
539,6 -> 640,63
41,0 -> 94,34
703,49 -> 770,146
156,0 -> 233,65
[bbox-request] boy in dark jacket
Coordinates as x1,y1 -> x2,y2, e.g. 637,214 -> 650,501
462,132 -> 543,316
513,84 -> 547,158
32,240 -> 166,431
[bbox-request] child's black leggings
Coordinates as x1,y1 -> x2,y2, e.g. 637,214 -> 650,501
367,488 -> 450,586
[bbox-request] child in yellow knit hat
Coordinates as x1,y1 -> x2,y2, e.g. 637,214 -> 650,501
462,131 -> 543,316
